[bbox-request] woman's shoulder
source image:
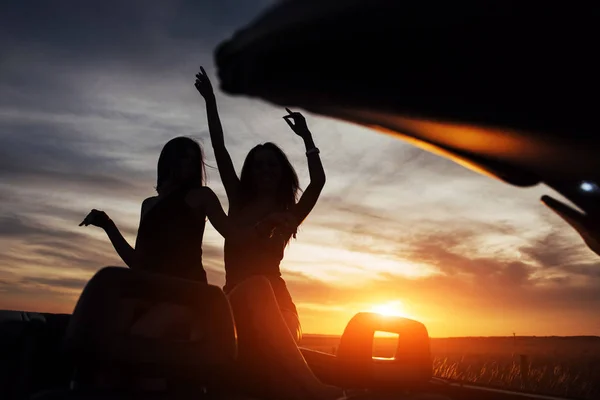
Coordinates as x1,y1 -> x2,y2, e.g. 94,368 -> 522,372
142,195 -> 159,205
185,186 -> 219,207
141,196 -> 159,212
138,196 -> 160,223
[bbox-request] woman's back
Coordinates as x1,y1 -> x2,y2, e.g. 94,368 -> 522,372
135,188 -> 207,282
223,203 -> 297,314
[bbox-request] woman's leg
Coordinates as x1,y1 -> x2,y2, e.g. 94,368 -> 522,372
227,276 -> 343,400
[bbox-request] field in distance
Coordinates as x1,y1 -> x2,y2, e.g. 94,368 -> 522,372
300,335 -> 600,400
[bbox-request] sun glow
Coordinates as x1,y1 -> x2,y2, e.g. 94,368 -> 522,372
369,300 -> 411,319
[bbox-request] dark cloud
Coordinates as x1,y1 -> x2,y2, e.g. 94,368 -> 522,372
0,0 -> 274,68
0,235 -> 118,281
1,0 -> 160,53
308,195 -> 522,257
0,121 -> 152,195
0,214 -> 39,237
0,63 -> 93,115
0,213 -> 79,240
0,224 -> 228,310
520,229 -> 589,269
34,249 -> 101,268
22,276 -> 90,291
399,229 -> 530,282
0,0 -> 272,205
0,212 -> 226,271
555,262 -> 600,280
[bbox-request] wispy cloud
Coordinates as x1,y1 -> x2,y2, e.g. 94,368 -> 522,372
1,0 -> 598,337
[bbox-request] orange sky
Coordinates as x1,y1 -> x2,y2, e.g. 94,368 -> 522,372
1,0 -> 600,338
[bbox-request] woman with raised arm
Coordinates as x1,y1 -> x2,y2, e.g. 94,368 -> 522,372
196,68 -> 342,400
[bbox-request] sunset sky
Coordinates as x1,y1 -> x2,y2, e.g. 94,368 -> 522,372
1,0 -> 599,338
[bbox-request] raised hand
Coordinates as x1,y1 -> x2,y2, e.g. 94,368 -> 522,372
79,209 -> 111,229
194,66 -> 214,99
283,108 -> 309,138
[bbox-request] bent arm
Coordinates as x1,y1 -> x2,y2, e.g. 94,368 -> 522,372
189,188 -> 276,241
109,197 -> 155,269
103,219 -> 138,269
201,187 -> 233,239
204,95 -> 241,204
292,131 -> 326,225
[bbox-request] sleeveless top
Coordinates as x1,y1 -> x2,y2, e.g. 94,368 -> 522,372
222,209 -> 297,315
135,187 -> 207,283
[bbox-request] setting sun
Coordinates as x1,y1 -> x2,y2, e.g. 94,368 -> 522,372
369,300 -> 411,319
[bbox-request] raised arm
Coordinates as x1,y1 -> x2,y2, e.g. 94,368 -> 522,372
79,208 -> 139,269
195,67 -> 241,205
186,187 -> 232,239
283,109 -> 326,225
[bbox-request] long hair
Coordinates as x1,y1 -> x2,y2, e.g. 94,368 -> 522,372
156,136 -> 206,195
239,142 -> 300,211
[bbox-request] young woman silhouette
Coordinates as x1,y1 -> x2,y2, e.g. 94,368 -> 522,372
195,68 -> 342,400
